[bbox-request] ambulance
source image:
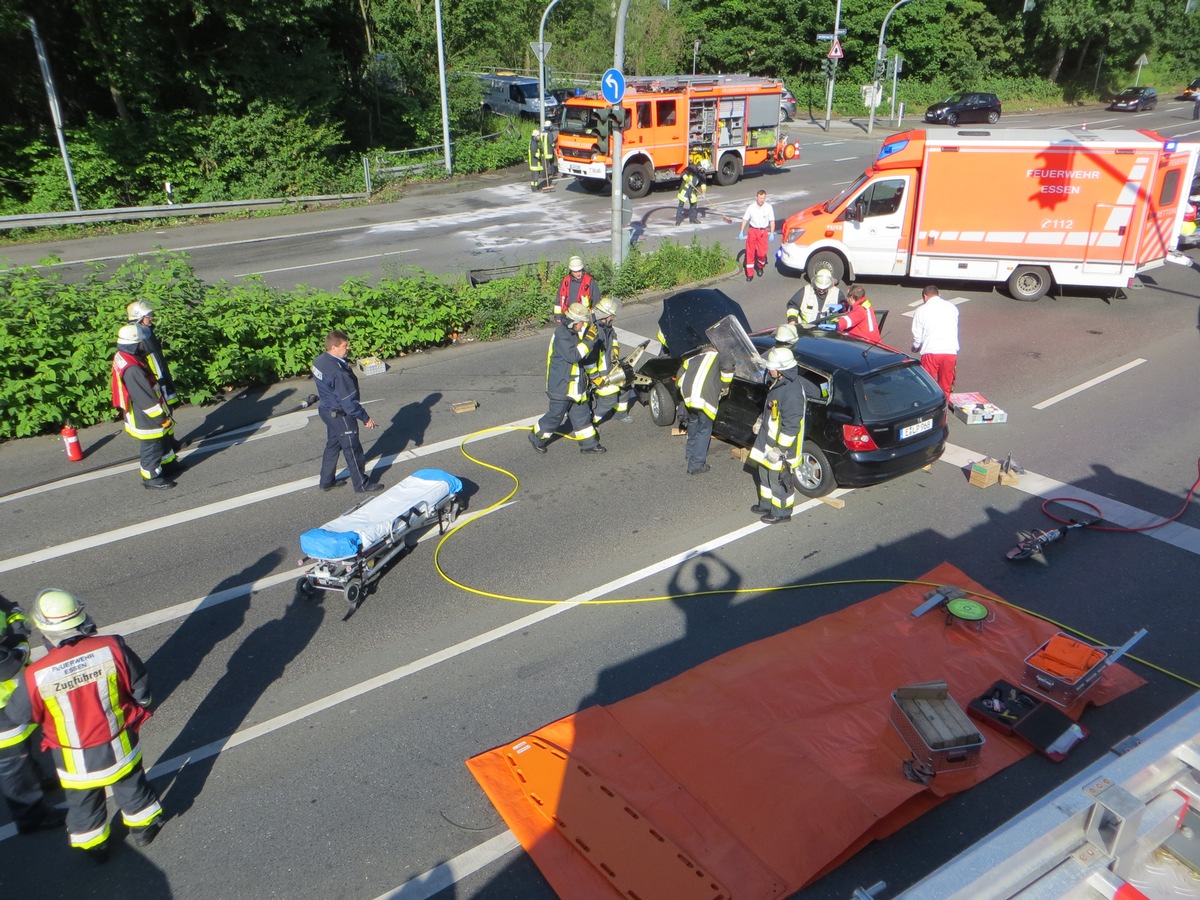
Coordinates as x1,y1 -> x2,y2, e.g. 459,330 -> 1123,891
776,129 -> 1199,300
555,75 -> 797,199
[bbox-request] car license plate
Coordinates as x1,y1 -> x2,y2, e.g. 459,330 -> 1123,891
900,418 -> 932,440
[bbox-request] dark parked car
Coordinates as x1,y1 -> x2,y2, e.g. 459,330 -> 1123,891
923,92 -> 1001,126
1109,87 -> 1157,111
1182,78 -> 1200,101
781,88 -> 797,121
633,289 -> 948,498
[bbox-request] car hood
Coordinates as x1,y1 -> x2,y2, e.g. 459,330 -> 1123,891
657,289 -> 752,357
925,104 -> 949,115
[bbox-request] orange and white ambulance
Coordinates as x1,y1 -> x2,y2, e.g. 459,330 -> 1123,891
555,75 -> 797,199
777,129 -> 1199,300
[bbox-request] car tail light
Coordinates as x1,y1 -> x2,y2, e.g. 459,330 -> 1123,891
842,424 -> 878,451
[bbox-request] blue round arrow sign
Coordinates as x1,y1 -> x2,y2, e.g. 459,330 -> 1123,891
601,69 -> 626,105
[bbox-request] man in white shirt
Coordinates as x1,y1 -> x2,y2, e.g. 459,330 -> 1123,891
738,190 -> 776,282
910,284 -> 959,394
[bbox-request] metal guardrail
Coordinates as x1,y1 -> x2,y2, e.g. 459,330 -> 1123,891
0,193 -> 369,230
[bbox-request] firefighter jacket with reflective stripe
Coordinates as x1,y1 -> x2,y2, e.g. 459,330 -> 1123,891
679,350 -> 733,420
133,321 -> 177,403
528,132 -> 550,173
675,166 -> 707,204
749,368 -> 806,471
546,321 -> 599,402
788,285 -> 842,326
7,634 -> 152,788
556,273 -> 595,315
586,322 -> 622,396
312,352 -> 369,422
0,598 -> 35,749
112,352 -> 170,440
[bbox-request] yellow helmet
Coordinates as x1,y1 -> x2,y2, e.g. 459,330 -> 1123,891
126,300 -> 154,321
813,269 -> 835,291
33,588 -> 87,632
117,324 -> 141,347
593,296 -> 621,318
565,302 -> 591,323
764,347 -> 797,371
568,256 -> 585,272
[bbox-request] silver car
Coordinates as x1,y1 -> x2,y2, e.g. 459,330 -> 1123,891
781,88 -> 797,121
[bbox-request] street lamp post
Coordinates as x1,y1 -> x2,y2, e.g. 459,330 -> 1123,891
693,39 -> 700,75
823,0 -> 843,131
537,0 -> 564,135
434,0 -> 452,172
867,0 -> 916,137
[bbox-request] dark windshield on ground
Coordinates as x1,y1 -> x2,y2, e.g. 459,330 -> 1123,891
855,364 -> 943,419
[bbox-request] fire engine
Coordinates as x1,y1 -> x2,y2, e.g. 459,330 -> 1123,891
555,75 -> 798,199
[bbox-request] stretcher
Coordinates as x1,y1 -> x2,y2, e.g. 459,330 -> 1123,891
297,468 -> 463,608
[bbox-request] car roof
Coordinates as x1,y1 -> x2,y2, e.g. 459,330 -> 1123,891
750,329 -> 914,376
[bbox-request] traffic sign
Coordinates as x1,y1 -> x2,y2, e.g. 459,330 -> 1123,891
601,68 -> 626,104
828,38 -> 844,60
529,41 -> 552,62
816,29 -> 847,39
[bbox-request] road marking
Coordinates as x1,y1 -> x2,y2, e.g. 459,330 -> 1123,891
1032,359 -> 1146,409
834,156 -> 860,162
0,415 -> 538,575
901,296 -> 972,317
236,249 -> 417,277
374,832 -> 522,900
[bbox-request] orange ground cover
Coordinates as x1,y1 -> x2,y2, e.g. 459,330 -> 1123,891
466,563 -> 1145,899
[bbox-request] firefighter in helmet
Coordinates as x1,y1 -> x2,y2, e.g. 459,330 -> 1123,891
530,302 -> 605,454
587,296 -> 635,426
111,325 -> 176,489
748,346 -> 806,523
787,269 -> 843,328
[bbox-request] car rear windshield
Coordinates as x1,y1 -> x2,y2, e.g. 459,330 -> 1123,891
855,364 -> 942,418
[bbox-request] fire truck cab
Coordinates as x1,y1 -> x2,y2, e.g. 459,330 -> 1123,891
555,75 -> 793,198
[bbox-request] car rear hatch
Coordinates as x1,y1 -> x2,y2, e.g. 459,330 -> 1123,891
852,361 -> 946,451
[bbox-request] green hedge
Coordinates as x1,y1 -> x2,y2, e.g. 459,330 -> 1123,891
0,240 -> 736,439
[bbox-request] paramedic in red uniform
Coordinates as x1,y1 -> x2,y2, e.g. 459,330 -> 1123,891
5,590 -> 163,863
834,286 -> 882,343
910,284 -> 959,394
738,190 -> 776,281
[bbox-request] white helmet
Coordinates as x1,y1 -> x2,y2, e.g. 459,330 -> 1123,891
565,302 -> 591,323
774,323 -> 798,345
593,296 -> 621,318
568,256 -> 585,272
812,269 -> 835,291
764,347 -> 797,371
543,120 -> 553,129
117,324 -> 141,347
32,588 -> 87,633
127,300 -> 154,321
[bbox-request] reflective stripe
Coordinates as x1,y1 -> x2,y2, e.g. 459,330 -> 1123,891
0,721 -> 35,748
123,799 -> 163,828
57,747 -> 143,789
69,820 -> 110,849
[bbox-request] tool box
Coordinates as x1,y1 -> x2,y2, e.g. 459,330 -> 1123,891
948,392 -> 1008,425
967,680 -> 1087,762
890,683 -> 985,775
1020,630 -> 1146,708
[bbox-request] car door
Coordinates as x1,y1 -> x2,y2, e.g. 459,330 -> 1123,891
839,176 -> 911,276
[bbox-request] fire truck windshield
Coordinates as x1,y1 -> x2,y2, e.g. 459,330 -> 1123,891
561,106 -> 601,137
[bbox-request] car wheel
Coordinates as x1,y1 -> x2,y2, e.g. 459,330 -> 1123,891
715,152 -> 743,186
1007,265 -> 1052,301
1135,101 -> 1142,112
579,177 -> 607,194
806,250 -> 846,284
946,112 -> 959,126
986,110 -> 1000,124
793,441 -> 835,498
622,162 -> 652,199
649,381 -> 676,427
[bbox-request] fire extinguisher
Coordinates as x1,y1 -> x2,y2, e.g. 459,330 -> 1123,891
61,425 -> 84,462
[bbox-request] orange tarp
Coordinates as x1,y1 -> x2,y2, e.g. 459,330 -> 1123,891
466,563 -> 1145,899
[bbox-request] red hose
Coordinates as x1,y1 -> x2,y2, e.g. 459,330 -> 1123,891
1040,457 -> 1200,533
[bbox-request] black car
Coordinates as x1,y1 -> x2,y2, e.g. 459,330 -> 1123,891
1182,78 -> 1200,101
923,92 -> 1001,126
633,289 -> 949,498
1109,87 -> 1157,112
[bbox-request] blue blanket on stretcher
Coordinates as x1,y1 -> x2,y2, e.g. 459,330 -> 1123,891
300,468 -> 462,561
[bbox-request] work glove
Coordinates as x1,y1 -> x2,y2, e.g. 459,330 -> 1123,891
584,325 -> 598,342
161,418 -> 173,430
818,323 -> 837,331
768,233 -> 776,244
719,386 -> 730,399
752,415 -> 763,435
764,445 -> 783,466
738,232 -> 745,240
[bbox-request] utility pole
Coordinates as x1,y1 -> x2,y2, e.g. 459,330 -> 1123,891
434,0 -> 452,172
868,0 -> 916,137
28,17 -> 80,212
536,0 -> 563,137
610,0 -> 632,269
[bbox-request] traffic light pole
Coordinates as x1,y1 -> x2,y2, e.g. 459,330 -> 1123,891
823,0 -> 843,131
611,0 -> 631,269
867,0 -> 916,137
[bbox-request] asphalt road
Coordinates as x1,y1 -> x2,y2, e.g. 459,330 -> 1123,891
2,101 -> 1200,899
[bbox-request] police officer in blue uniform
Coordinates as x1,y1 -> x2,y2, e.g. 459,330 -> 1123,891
312,330 -> 383,493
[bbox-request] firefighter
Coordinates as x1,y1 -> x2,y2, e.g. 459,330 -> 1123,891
112,325 -> 176,490
787,269 -> 843,328
679,348 -> 734,475
0,592 -> 65,836
126,300 -> 180,471
542,119 -> 559,182
528,126 -> 552,192
529,302 -> 605,454
674,162 -> 707,226
749,347 -> 806,524
5,590 -> 163,863
555,256 -> 595,317
773,323 -> 798,347
587,296 -> 635,426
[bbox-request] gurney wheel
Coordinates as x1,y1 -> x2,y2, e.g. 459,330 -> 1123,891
297,576 -> 315,597
344,579 -> 363,608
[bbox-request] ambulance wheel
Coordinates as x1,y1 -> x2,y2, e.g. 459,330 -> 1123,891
806,251 -> 845,285
794,441 -> 835,498
649,382 -> 676,427
715,153 -> 743,187
344,579 -> 363,608
579,177 -> 607,194
622,163 -> 652,199
1008,266 -> 1051,301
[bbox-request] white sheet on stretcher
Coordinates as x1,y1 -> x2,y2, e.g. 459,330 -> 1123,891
299,468 -> 462,561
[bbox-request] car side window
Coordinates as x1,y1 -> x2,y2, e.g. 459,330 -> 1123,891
797,366 -> 831,405
862,179 -> 906,218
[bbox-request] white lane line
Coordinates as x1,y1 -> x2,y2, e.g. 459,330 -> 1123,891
236,249 -> 416,278
0,415 -> 538,575
940,442 -> 1200,556
374,832 -> 522,900
834,156 -> 860,162
1032,359 -> 1146,409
